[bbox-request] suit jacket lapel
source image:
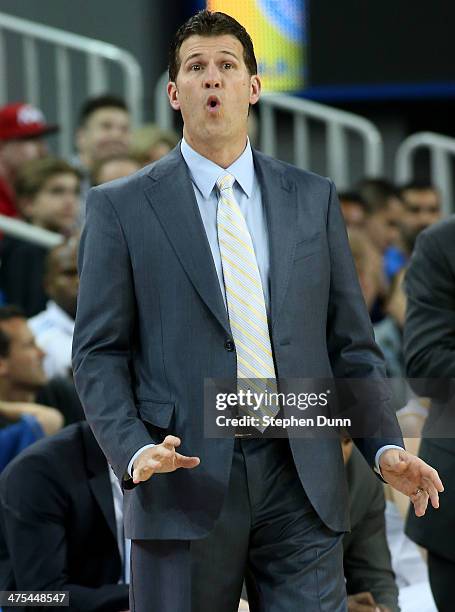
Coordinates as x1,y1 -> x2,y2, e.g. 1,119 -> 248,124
253,150 -> 298,329
144,147 -> 231,336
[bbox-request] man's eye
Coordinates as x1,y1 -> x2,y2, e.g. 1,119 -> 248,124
223,63 -> 232,69
190,64 -> 201,71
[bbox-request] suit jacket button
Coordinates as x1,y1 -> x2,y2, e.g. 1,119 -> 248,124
224,339 -> 235,352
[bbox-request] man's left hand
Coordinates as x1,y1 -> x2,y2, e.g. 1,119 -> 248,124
379,448 -> 444,517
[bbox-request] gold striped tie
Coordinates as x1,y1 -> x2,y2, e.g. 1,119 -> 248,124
216,173 -> 279,431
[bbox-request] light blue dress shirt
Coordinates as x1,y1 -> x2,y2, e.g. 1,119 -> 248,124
181,136 -> 270,311
127,138 -> 403,477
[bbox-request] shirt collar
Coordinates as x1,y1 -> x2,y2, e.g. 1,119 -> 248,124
180,137 -> 254,199
46,301 -> 75,334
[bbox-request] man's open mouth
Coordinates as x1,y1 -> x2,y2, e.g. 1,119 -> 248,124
206,96 -> 221,110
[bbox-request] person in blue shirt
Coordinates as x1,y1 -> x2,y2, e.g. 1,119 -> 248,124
0,305 -> 63,472
0,413 -> 44,472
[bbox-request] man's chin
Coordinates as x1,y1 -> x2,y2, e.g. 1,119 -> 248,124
97,145 -> 129,160
34,377 -> 49,389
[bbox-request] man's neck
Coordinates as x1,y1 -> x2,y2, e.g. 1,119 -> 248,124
0,383 -> 36,403
183,131 -> 248,169
78,151 -> 93,171
53,300 -> 76,322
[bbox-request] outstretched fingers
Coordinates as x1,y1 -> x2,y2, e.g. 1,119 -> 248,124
175,452 -> 200,469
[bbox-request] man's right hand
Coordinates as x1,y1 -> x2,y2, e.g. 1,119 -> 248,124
347,592 -> 382,612
132,435 -> 200,484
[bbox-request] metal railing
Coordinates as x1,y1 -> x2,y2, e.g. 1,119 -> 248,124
0,11 -> 144,159
395,132 -> 455,216
0,216 -> 63,249
155,71 -> 173,131
259,93 -> 383,190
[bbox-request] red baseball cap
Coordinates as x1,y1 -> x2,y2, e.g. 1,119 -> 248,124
0,102 -> 59,141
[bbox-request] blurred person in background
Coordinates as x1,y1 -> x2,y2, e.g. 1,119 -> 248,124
0,305 -> 63,471
131,124 -> 180,166
339,191 -> 370,229
373,269 -> 430,428
348,228 -> 387,315
0,157 -> 80,316
374,270 -> 408,410
382,398 -> 437,612
91,153 -> 141,186
0,421 -> 130,612
0,409 -> 44,475
15,157 -> 79,236
358,178 -> 406,281
374,270 -> 407,372
0,304 -> 82,430
357,179 -> 405,322
74,94 -> 131,210
343,432 -> 437,611
341,435 -> 399,612
0,102 -> 58,219
404,217 -> 455,612
29,238 -> 79,380
399,181 -> 442,255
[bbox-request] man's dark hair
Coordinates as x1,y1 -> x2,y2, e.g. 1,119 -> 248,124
90,153 -> 140,186
0,306 -> 26,358
15,157 -> 81,200
356,178 -> 402,214
399,179 -> 437,195
78,94 -> 129,127
169,10 -> 257,82
338,191 -> 372,214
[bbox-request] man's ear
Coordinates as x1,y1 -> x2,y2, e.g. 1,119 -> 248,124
167,82 -> 180,111
249,75 -> 261,106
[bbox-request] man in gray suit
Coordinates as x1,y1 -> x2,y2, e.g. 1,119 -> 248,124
404,216 -> 455,612
72,10 -> 443,612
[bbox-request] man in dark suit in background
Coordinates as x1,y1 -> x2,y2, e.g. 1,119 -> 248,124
0,422 -> 129,612
342,438 -> 398,612
404,216 -> 455,612
72,10 -> 442,612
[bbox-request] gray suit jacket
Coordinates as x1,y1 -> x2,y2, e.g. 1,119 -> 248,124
72,145 -> 403,540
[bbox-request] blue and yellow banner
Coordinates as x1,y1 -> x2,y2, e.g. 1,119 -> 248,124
207,0 -> 305,91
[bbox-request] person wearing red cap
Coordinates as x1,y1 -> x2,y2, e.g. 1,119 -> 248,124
0,102 -> 58,218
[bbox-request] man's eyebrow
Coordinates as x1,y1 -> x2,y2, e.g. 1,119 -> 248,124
217,50 -> 240,60
183,50 -> 240,64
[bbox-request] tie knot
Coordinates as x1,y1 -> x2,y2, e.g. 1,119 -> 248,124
216,173 -> 235,193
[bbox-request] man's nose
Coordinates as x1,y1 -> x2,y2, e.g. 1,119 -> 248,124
203,63 -> 221,88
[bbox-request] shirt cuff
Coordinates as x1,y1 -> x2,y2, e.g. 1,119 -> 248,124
127,444 -> 156,478
374,444 -> 405,478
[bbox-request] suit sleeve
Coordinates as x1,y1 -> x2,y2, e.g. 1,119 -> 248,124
0,456 -> 129,612
325,179 -> 403,466
344,481 -> 399,611
72,187 -> 153,482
